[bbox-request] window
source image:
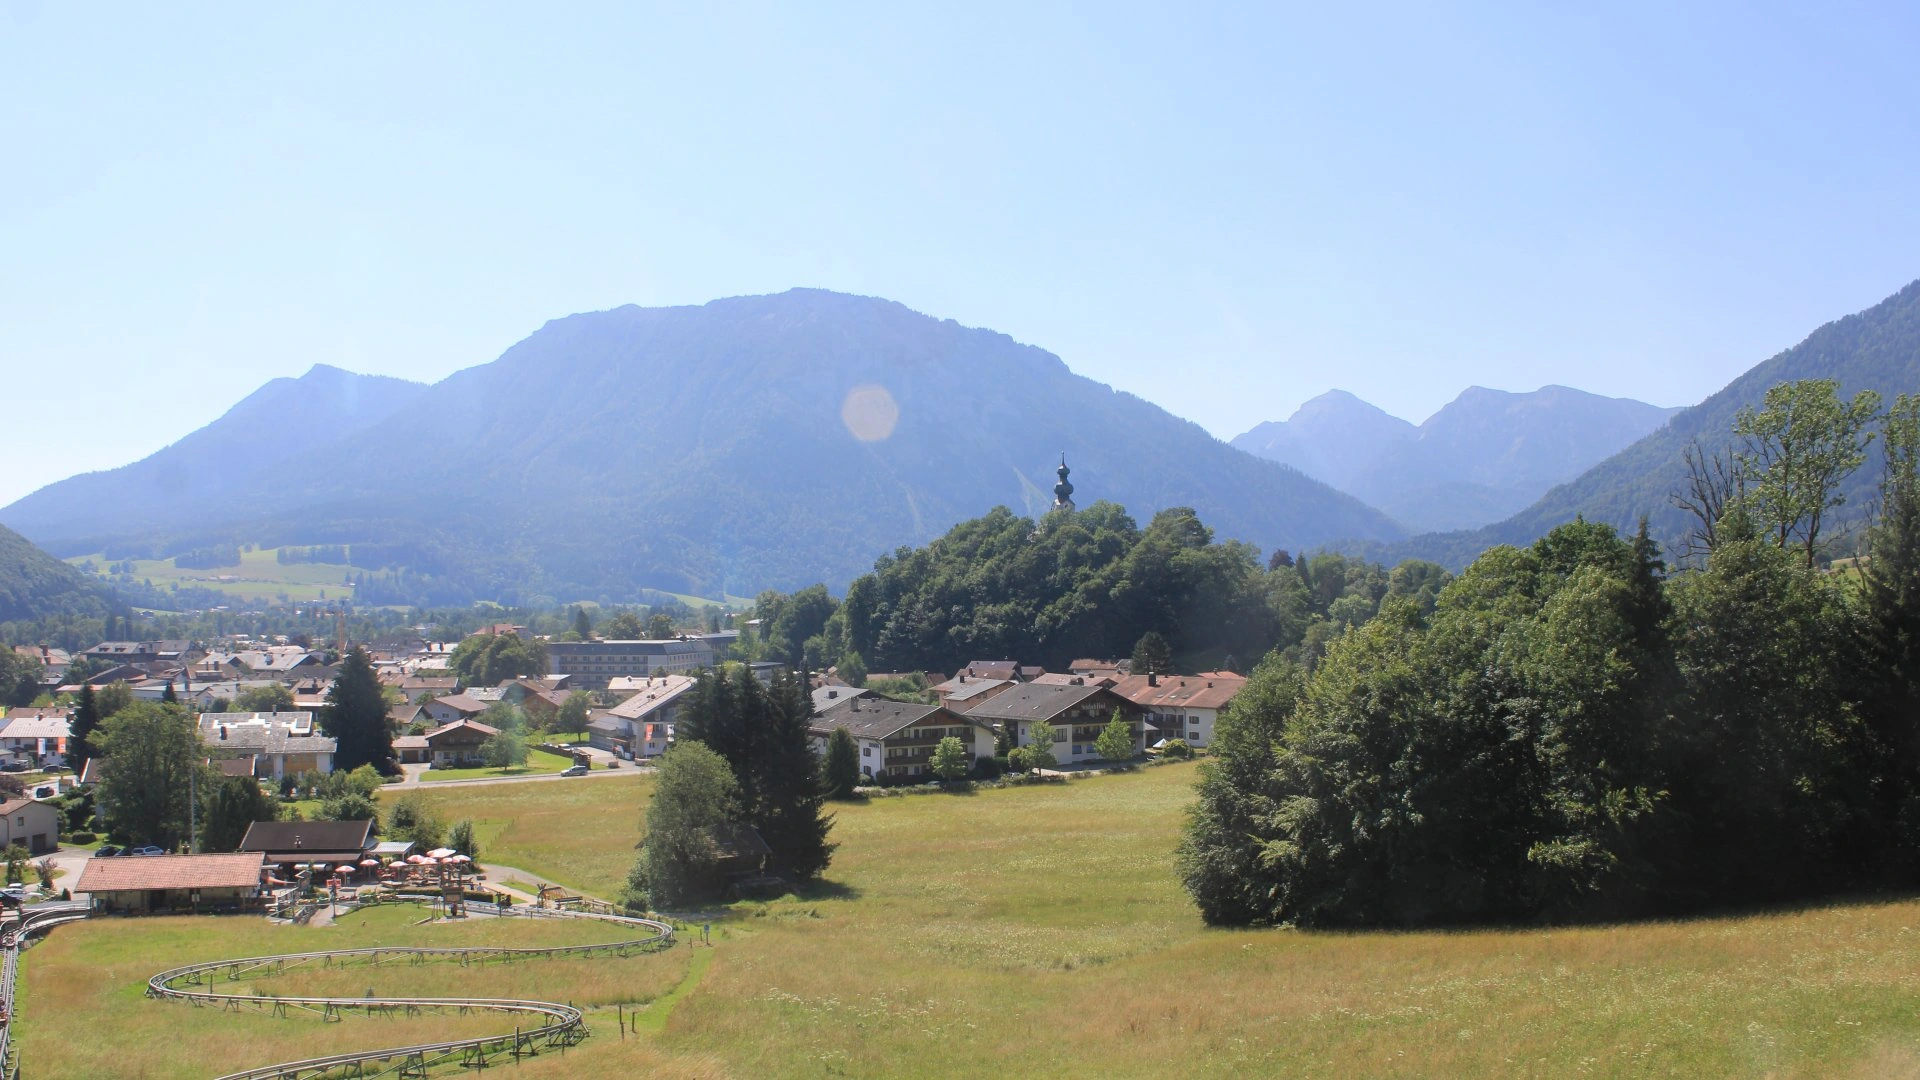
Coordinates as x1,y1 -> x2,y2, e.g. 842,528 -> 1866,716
862,746 -> 871,757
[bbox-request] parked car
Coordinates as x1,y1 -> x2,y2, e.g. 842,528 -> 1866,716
560,764 -> 589,777
94,845 -> 121,857
1,884 -> 28,901
0,762 -> 27,773
128,845 -> 165,856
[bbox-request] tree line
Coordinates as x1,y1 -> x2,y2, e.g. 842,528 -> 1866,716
1182,380 -> 1920,927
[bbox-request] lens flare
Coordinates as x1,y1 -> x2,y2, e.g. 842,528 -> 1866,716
841,384 -> 900,442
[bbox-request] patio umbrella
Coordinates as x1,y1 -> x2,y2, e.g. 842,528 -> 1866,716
359,858 -> 379,867
448,854 -> 471,863
427,848 -> 456,859
335,865 -> 356,874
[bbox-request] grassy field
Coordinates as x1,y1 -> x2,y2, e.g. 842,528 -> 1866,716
18,903 -> 692,1080
30,766 -> 1920,1077
417,747 -> 579,782
395,773 -> 653,896
66,546 -> 368,604
397,763 -> 1920,1078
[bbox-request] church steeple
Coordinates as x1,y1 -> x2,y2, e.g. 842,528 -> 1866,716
1053,453 -> 1075,511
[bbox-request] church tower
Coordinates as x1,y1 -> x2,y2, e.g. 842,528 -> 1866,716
1053,454 -> 1075,511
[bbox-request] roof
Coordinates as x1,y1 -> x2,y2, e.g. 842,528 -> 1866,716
371,840 -> 416,857
0,714 -> 71,740
392,735 -> 429,750
1110,673 -> 1247,712
0,797 -> 52,817
212,756 -> 258,777
956,661 -> 1020,682
76,852 -> 265,893
1030,672 -> 1114,687
931,677 -> 1012,702
198,714 -> 335,756
400,676 -> 460,689
238,819 -> 374,854
963,681 -> 1114,723
605,675 -> 696,720
424,718 -> 500,742
429,693 -> 490,715
808,698 -> 976,742
464,687 -> 508,703
811,685 -> 874,713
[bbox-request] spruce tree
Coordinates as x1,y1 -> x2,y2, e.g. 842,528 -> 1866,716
323,647 -> 395,774
677,665 -> 834,880
68,683 -> 101,771
201,775 -> 275,852
823,727 -> 861,798
161,680 -> 178,704
572,606 -> 593,640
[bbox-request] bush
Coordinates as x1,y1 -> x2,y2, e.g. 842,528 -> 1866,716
68,831 -> 96,845
1007,747 -> 1029,773
972,755 -> 1004,780
1161,739 -> 1194,760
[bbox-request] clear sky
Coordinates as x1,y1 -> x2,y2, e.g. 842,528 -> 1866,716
4,2 -> 1919,508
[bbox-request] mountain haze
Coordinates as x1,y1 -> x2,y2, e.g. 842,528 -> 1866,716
0,523 -> 108,623
4,291 -> 1403,603
3,364 -> 428,544
1386,278 -> 1920,567
1234,386 -> 1680,532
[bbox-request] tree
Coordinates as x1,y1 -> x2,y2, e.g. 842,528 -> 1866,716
482,729 -> 528,769
929,736 -> 970,782
97,702 -> 209,849
0,651 -> 40,709
1094,709 -> 1134,762
626,741 -> 741,910
837,650 -> 868,688
447,819 -> 479,859
675,665 -> 834,880
1672,438 -> 1742,563
603,612 -> 645,639
233,683 -> 295,713
318,791 -> 380,826
646,613 -> 676,639
201,775 -> 275,852
448,631 -> 547,686
161,680 -> 177,704
321,647 -> 395,774
572,606 -> 594,640
1023,720 -> 1058,771
1861,394 -> 1920,874
385,792 -> 445,850
68,683 -> 101,772
552,692 -> 591,736
822,728 -> 861,798
94,681 -> 133,725
1131,631 -> 1172,676
1734,378 -> 1881,566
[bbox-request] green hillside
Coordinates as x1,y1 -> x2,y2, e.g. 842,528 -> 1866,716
0,522 -> 108,622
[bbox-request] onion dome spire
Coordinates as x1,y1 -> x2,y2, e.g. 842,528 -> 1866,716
1053,453 -> 1075,511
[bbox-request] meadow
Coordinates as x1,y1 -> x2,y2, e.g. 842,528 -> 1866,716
23,765 -> 1920,1078
401,763 -> 1920,1078
65,546 -> 365,604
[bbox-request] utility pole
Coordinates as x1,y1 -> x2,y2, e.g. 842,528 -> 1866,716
188,766 -> 198,854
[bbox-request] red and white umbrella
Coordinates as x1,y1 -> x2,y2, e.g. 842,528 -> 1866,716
334,865 -> 356,874
359,858 -> 379,867
427,848 -> 456,859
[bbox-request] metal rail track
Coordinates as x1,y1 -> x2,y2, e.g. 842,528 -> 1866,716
143,903 -> 676,1080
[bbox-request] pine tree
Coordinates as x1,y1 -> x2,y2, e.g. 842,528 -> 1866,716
322,647 -> 395,774
161,680 -> 178,704
1131,631 -> 1172,675
572,606 -> 593,640
823,728 -> 861,798
68,683 -> 101,771
677,665 -> 834,879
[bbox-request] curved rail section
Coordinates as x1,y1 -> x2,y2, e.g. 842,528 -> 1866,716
145,904 -> 675,1080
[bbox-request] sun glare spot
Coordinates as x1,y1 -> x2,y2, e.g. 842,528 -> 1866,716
841,384 -> 900,442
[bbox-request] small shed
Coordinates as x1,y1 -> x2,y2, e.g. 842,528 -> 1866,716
76,852 -> 265,914
0,797 -> 61,855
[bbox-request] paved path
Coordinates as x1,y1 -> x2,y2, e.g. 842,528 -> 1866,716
388,764 -> 653,790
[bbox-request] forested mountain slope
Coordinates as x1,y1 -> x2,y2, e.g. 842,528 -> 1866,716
0,522 -> 108,622
4,291 -> 1403,603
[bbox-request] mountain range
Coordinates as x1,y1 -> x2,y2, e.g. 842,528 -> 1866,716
1,290 -> 1403,604
1231,387 -> 1681,532
1383,278 -> 1920,567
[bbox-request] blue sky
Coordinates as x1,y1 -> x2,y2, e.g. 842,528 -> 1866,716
4,2 -> 1919,507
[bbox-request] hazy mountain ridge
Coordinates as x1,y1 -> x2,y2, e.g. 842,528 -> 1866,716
1233,385 -> 1680,532
1374,278 -> 1920,567
0,522 -> 108,623
3,290 -> 1404,603
3,364 -> 429,545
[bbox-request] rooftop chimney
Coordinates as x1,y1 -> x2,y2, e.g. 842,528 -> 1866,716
1148,673 -> 1158,688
